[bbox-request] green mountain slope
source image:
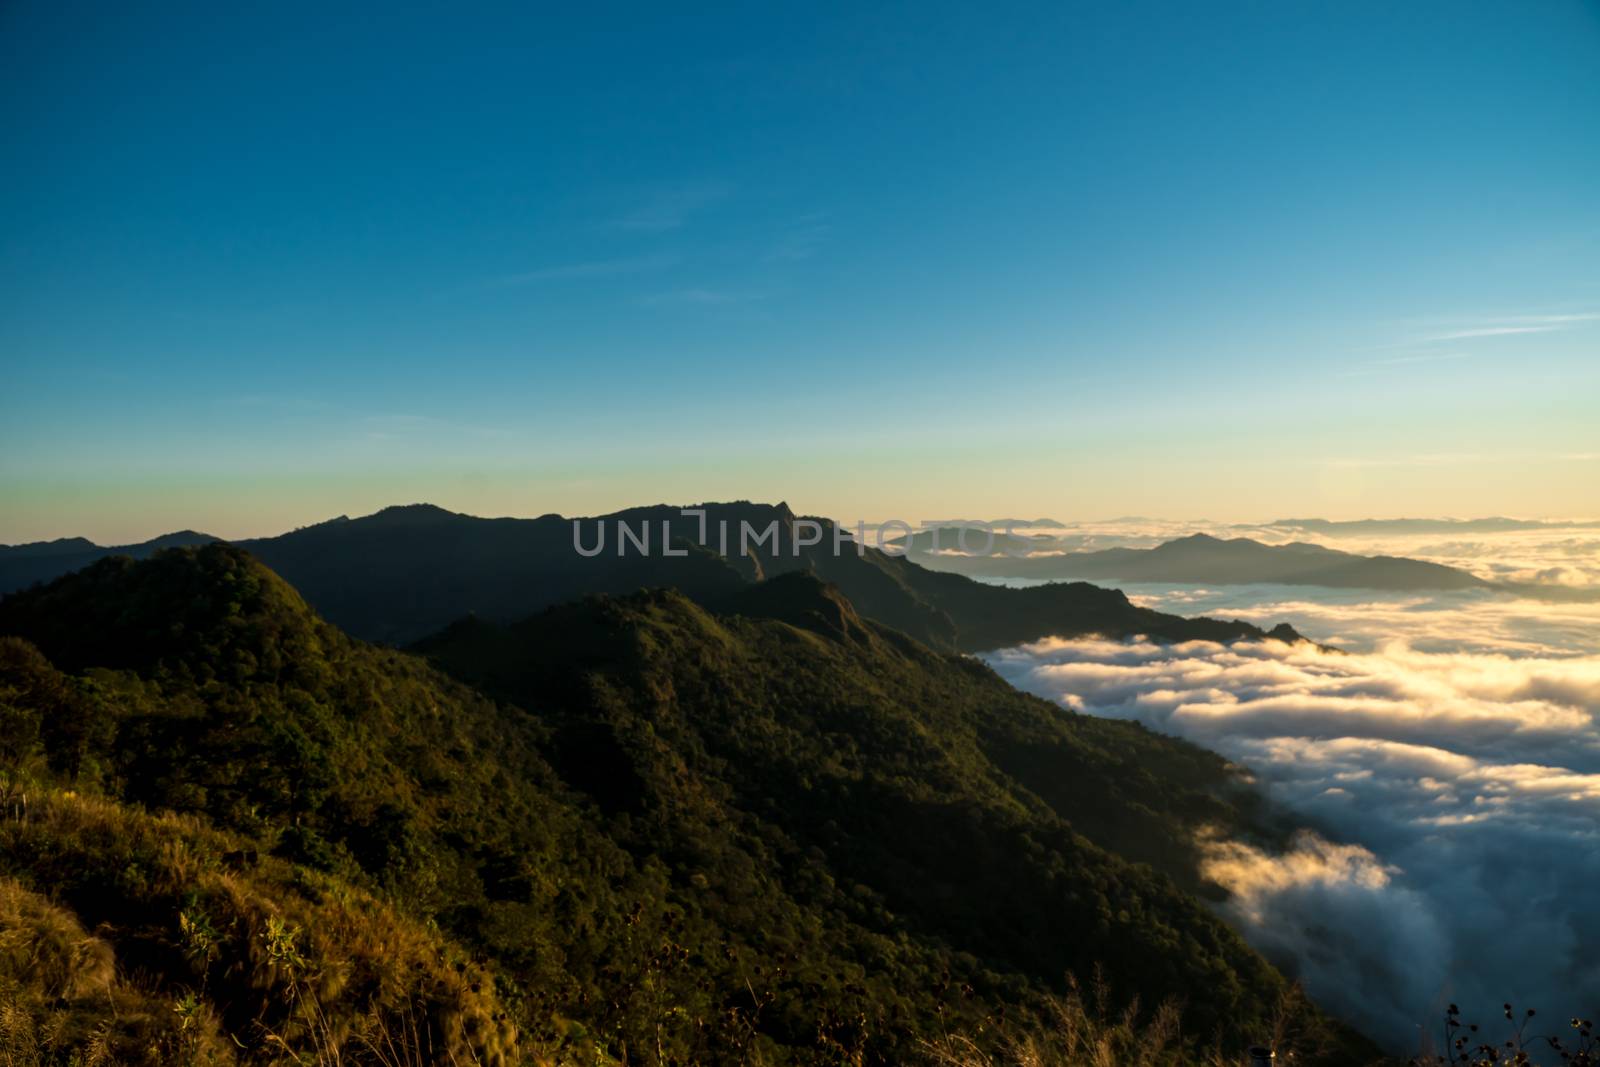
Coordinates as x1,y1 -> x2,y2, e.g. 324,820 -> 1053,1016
412,570 -> 1374,1059
0,546 -> 1374,1064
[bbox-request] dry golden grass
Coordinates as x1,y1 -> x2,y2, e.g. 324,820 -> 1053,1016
918,972 -> 1337,1067
0,787 -> 519,1066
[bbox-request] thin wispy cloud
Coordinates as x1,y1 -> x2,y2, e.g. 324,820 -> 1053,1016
764,211 -> 832,262
640,287 -> 765,307
1368,350 -> 1470,366
1401,311 -> 1600,344
1364,311 -> 1600,353
1321,452 -> 1484,470
1320,450 -> 1600,470
610,181 -> 732,232
1342,350 -> 1472,376
1429,313 -> 1600,327
1426,324 -> 1561,341
494,253 -> 681,286
355,411 -> 515,444
230,396 -> 513,444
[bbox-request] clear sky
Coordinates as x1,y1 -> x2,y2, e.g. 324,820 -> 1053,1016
3,1 -> 1598,543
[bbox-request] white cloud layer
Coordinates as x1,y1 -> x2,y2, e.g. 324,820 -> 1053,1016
985,621 -> 1600,1050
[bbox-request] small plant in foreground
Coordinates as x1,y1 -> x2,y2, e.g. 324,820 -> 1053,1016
1409,1003 -> 1597,1067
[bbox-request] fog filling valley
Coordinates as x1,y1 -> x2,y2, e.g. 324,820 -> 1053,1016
982,527 -> 1600,1051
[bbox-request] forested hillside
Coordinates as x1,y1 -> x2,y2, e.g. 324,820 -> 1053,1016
0,546 -> 1374,1064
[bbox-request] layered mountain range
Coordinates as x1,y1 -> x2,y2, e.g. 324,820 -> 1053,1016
900,530 -> 1489,589
16,509 -> 1577,623
0,537 -> 1379,1064
0,503 -> 1303,649
892,526 -> 1597,600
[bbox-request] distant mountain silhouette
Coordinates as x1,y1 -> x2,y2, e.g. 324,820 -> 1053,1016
921,516 -> 1066,529
886,524 -> 1057,556
907,532 -> 1494,591
1,504 -> 1300,650
0,529 -> 216,591
1261,516 -> 1595,536
0,536 -> 99,556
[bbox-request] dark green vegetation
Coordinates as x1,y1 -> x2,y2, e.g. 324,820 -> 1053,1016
0,502 -> 1303,649
0,544 -> 1378,1064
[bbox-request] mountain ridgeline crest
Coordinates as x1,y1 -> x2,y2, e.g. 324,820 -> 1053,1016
0,543 -> 1377,1064
891,525 -> 1600,603
0,502 -> 1305,651
898,530 -> 1493,590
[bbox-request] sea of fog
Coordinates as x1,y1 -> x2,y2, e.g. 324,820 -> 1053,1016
978,529 -> 1600,1053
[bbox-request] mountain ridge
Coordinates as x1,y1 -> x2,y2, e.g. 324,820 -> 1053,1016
902,529 -> 1498,591
1,503 -> 1308,650
0,542 -> 1379,1064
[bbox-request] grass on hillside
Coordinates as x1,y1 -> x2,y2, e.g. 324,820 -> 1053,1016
0,784 -> 516,1066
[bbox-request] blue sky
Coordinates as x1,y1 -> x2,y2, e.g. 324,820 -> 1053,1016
3,1 -> 1598,542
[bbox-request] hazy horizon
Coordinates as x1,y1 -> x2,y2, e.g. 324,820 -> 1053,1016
7,498 -> 1600,549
